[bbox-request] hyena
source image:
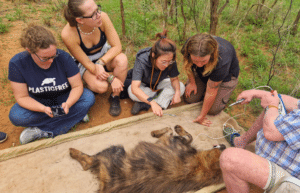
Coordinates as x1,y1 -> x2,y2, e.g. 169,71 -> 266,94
70,125 -> 226,193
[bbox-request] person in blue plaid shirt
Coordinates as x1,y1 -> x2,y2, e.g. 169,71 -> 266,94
219,89 -> 300,193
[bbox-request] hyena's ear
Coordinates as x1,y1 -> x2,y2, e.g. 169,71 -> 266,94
69,148 -> 97,171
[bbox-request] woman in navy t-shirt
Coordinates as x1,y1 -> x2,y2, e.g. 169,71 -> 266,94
8,24 -> 95,144
181,33 -> 239,126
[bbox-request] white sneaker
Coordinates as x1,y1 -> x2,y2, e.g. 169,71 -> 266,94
19,127 -> 53,145
82,114 -> 89,123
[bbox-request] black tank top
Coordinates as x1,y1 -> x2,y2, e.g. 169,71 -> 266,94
76,27 -> 107,56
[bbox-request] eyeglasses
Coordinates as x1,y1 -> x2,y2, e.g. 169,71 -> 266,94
79,5 -> 102,20
34,52 -> 59,62
160,60 -> 175,66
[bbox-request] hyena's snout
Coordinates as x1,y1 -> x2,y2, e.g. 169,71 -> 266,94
213,144 -> 226,151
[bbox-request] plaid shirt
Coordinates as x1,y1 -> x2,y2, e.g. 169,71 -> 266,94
256,100 -> 300,179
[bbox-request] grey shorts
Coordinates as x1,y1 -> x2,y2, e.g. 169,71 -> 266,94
77,42 -> 111,77
265,161 -> 300,193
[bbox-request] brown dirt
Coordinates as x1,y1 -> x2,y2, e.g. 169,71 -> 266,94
0,1 -> 262,192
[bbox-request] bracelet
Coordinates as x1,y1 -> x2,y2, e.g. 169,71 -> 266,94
268,105 -> 278,109
95,59 -> 105,66
107,75 -> 115,84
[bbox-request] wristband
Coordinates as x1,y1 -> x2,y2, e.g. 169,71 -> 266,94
147,97 -> 153,102
268,105 -> 278,109
95,59 -> 105,66
107,75 -> 115,84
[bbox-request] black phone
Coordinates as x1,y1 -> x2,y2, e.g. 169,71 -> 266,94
51,105 -> 66,117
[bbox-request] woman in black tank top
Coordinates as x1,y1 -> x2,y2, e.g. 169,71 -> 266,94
62,0 -> 128,117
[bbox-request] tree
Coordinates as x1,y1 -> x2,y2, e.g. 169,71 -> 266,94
210,0 -> 229,35
210,0 -> 219,35
291,9 -> 300,36
120,0 -> 126,39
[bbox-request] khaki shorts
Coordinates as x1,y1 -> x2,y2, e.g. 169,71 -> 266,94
77,42 -> 111,77
265,161 -> 300,193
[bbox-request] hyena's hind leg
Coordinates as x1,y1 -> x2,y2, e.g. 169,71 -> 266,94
70,148 -> 97,171
174,125 -> 193,145
151,127 -> 173,145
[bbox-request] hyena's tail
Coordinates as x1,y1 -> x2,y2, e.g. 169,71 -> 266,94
69,148 -> 97,171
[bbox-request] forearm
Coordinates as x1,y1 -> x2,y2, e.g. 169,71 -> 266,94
98,46 -> 121,64
16,97 -> 46,113
65,86 -> 83,108
199,91 -> 217,117
280,94 -> 298,112
263,107 -> 284,141
132,87 -> 153,105
187,73 -> 196,85
171,77 -> 181,96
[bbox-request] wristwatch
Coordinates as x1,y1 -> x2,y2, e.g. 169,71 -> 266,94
147,97 -> 153,102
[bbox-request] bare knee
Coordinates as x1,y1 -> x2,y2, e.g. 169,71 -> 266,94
113,53 -> 128,70
220,148 -> 240,173
88,81 -> 109,94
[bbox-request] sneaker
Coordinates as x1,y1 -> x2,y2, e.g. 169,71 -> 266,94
20,127 -> 53,145
82,114 -> 89,123
0,132 -> 8,143
131,102 -> 151,115
109,94 -> 121,116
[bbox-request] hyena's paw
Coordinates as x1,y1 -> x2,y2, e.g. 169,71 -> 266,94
69,148 -> 95,171
151,127 -> 172,138
174,125 -> 193,144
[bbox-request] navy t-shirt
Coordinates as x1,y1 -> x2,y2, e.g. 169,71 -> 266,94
132,47 -> 180,89
183,36 -> 239,83
8,49 -> 79,106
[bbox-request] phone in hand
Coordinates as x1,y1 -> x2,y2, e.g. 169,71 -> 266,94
51,105 -> 66,117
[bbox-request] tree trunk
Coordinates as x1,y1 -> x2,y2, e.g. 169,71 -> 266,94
218,0 -> 229,15
180,0 -> 186,40
169,0 -> 176,19
291,9 -> 300,36
270,0 -> 278,8
120,0 -> 126,39
234,0 -> 240,13
210,0 -> 219,35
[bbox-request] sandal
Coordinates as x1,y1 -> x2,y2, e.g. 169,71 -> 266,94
223,127 -> 240,147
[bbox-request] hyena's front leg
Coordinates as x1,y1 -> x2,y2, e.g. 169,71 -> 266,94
69,148 -> 97,171
174,125 -> 193,145
151,127 -> 173,145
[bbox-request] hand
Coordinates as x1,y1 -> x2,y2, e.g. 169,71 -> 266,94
170,93 -> 181,105
95,64 -> 109,81
44,106 -> 53,118
193,115 -> 212,127
110,77 -> 124,93
236,90 -> 256,105
150,101 -> 163,117
185,82 -> 197,98
61,102 -> 70,115
260,90 -> 280,109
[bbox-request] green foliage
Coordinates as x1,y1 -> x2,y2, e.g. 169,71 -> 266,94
251,52 -> 269,70
0,22 -> 10,34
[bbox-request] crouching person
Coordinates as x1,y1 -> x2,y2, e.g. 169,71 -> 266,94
8,24 -> 95,145
128,29 -> 185,117
220,89 -> 300,193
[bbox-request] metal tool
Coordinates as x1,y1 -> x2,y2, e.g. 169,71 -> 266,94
228,98 -> 245,107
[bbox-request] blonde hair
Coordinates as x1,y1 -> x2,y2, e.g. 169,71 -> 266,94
20,24 -> 56,53
181,33 -> 218,77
